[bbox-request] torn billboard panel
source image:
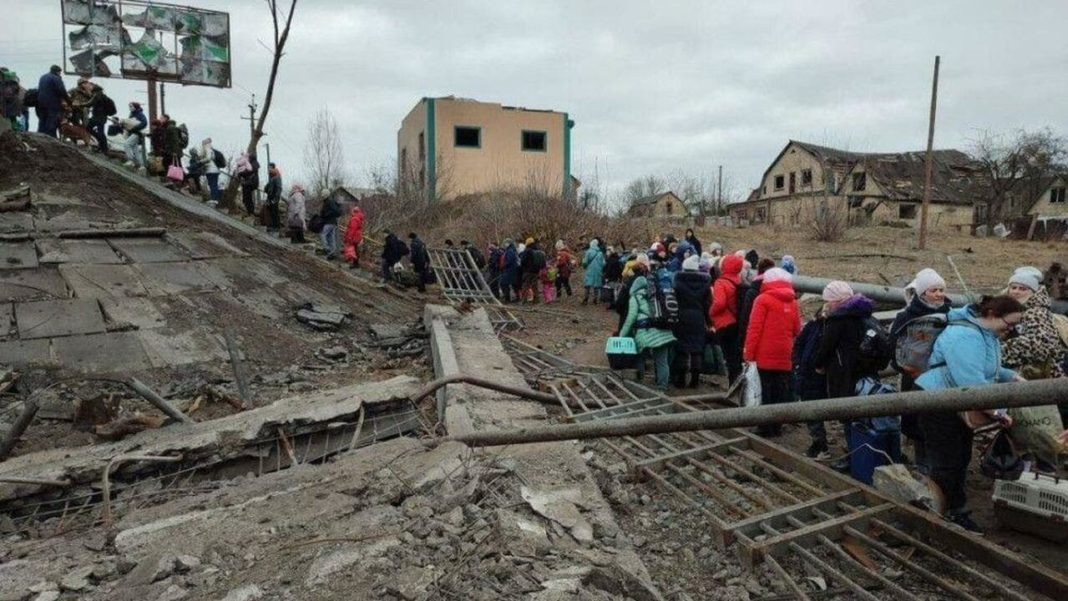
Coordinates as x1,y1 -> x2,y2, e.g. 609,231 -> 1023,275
61,0 -> 231,88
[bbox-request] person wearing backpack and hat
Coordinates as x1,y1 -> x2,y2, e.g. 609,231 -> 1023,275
743,268 -> 801,437
672,255 -> 712,388
890,268 -> 951,472
619,254 -> 676,392
915,295 -> 1024,534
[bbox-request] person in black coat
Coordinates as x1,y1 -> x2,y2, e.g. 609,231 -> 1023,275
381,230 -> 410,282
35,65 -> 69,137
890,269 -> 951,472
409,233 -> 430,292
794,310 -> 829,458
813,290 -> 879,399
684,229 -> 703,257
672,257 -> 712,388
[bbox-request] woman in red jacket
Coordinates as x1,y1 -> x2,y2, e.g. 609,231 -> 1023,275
743,267 -> 802,437
710,254 -> 745,383
342,204 -> 365,268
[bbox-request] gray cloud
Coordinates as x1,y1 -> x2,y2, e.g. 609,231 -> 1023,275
2,0 -> 1066,202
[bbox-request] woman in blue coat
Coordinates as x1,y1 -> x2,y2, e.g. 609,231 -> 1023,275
914,295 -> 1024,533
500,239 -> 519,303
581,239 -> 605,305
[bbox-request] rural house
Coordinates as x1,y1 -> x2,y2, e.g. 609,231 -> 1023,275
397,96 -> 575,200
626,191 -> 688,219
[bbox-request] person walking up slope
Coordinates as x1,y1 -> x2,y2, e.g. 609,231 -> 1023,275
342,203 -> 365,268
710,254 -> 745,384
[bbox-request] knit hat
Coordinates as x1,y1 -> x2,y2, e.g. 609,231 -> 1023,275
682,255 -> 700,272
698,255 -> 712,273
525,237 -> 534,246
762,268 -> 792,284
50,65 -> 62,74
780,255 -> 796,274
202,137 -> 212,145
1009,266 -> 1043,292
822,281 -> 854,302
909,268 -> 946,295
555,240 -> 564,251
635,254 -> 650,268
517,243 -> 526,253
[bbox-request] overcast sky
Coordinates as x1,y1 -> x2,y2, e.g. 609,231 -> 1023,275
2,1 -> 1066,203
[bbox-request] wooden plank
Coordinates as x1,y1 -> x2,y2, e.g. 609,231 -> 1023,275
727,489 -> 862,541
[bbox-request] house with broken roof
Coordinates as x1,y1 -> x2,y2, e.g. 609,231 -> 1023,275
626,191 -> 688,219
729,140 -> 988,229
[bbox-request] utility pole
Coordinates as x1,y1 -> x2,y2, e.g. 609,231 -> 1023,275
146,77 -> 158,123
159,83 -> 166,116
917,55 -> 940,250
717,165 -> 723,216
265,143 -> 271,166
240,94 -> 258,139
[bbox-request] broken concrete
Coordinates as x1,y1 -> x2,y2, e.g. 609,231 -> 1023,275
15,298 -> 106,339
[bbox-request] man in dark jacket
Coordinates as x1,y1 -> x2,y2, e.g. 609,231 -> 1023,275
239,153 -> 260,216
319,193 -> 341,259
409,233 -> 430,292
794,311 -> 829,459
381,231 -> 410,283
85,84 -> 116,152
36,65 -> 69,137
486,242 -> 503,299
500,240 -> 519,303
263,163 -> 283,232
672,256 -> 712,388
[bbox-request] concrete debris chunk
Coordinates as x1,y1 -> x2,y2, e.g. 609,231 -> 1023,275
59,566 -> 95,591
219,585 -> 264,601
295,302 -> 352,331
386,566 -> 442,601
127,553 -> 178,586
873,465 -> 935,510
32,592 -> 61,601
304,537 -> 401,586
521,485 -> 595,542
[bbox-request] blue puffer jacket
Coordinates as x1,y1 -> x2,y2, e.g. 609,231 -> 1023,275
915,306 -> 1017,391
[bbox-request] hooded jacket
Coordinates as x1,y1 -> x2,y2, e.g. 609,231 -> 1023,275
582,243 -> 605,287
915,306 -> 1017,391
672,270 -> 712,353
743,280 -> 802,371
343,209 -> 365,246
1001,287 -> 1067,378
813,294 -> 877,397
619,275 -> 676,352
710,255 -> 744,331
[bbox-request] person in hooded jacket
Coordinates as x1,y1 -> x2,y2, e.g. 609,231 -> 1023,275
619,255 -> 677,391
554,241 -> 575,299
263,163 -> 283,232
890,268 -> 951,472
486,242 -> 503,299
673,255 -> 712,388
342,203 -> 365,268
84,83 -> 115,152
710,254 -> 746,384
381,231 -> 409,283
35,65 -> 69,137
500,240 -> 520,303
407,233 -> 429,292
286,184 -> 307,243
794,307 -> 830,458
744,268 -> 802,437
235,152 -> 260,216
738,258 -> 776,348
582,239 -> 605,305
684,229 -> 703,257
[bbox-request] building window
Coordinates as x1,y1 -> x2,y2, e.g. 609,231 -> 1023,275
454,126 -> 481,148
801,169 -> 812,186
521,130 -> 547,152
898,204 -> 918,219
847,196 -> 863,209
852,172 -> 867,191
418,132 -> 425,160
774,175 -> 785,190
665,201 -> 674,215
755,208 -> 767,222
762,186 -> 766,196
1052,187 -> 1067,204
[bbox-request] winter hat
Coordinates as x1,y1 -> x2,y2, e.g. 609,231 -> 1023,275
202,137 -> 212,145
822,281 -> 854,303
698,255 -> 712,273
589,239 -> 599,250
909,268 -> 946,295
517,243 -> 526,253
682,255 -> 700,272
780,255 -> 796,274
50,65 -> 62,74
525,237 -> 535,246
503,238 -> 514,247
762,268 -> 792,284
555,240 -> 564,251
710,242 -> 723,255
635,254 -> 651,268
1009,266 -> 1042,292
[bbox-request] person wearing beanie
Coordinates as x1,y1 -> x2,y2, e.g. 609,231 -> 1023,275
35,64 -> 70,137
710,254 -> 747,383
618,257 -> 676,391
780,255 -> 796,275
738,257 -> 777,349
499,239 -> 520,303
698,252 -> 713,275
821,281 -> 854,308
890,268 -> 951,471
342,201 -> 365,268
581,238 -> 605,305
672,254 -> 712,388
1007,266 -> 1043,300
743,267 -> 801,436
554,241 -> 575,299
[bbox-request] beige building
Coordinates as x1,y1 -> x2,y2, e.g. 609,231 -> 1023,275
1026,176 -> 1068,218
397,96 -> 574,200
730,140 -> 987,230
626,191 -> 688,218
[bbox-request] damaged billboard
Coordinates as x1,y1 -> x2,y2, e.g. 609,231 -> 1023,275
61,0 -> 231,88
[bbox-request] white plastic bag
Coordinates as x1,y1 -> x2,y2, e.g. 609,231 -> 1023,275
743,363 -> 762,408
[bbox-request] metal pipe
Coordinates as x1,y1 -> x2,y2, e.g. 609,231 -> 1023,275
791,274 -> 1068,314
0,401 -> 39,460
101,454 -> 182,528
0,476 -> 70,487
445,378 -> 1068,448
410,374 -> 559,406
128,378 -> 194,424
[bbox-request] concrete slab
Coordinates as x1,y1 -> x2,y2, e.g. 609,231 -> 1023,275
100,296 -> 166,329
0,338 -> 51,366
59,263 -> 148,299
168,232 -> 250,259
37,239 -> 124,264
231,288 -> 287,320
0,242 -> 39,270
34,205 -> 130,233
134,261 -> 227,296
0,212 -> 33,234
0,303 -> 14,337
32,191 -> 82,206
0,268 -> 69,301
211,256 -> 289,288
108,238 -> 191,263
138,328 -> 227,367
15,298 -> 107,339
50,331 -> 152,373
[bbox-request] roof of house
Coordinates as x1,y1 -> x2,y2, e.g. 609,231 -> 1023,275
852,149 -> 983,205
790,141 -> 866,170
630,191 -> 679,207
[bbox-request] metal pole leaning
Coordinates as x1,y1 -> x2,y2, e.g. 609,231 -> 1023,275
445,378 -> 1068,448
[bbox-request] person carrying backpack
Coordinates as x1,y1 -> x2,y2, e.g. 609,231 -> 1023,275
235,152 -> 260,216
200,138 -> 223,203
794,308 -> 830,458
500,239 -> 519,303
743,268 -> 802,437
85,83 -> 116,152
581,239 -> 605,305
914,296 -> 1024,534
619,254 -> 676,392
672,255 -> 711,388
710,254 -> 746,384
381,230 -> 410,283
890,268 -> 951,472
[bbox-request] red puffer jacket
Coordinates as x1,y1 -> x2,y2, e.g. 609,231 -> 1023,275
743,280 -> 801,371
709,255 -> 743,330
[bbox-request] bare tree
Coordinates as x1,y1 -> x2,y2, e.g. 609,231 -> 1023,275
971,128 -> 1067,229
621,175 -> 667,207
222,0 -> 298,209
304,108 -> 346,198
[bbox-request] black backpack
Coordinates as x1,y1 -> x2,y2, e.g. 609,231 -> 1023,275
531,249 -> 547,271
857,316 -> 893,373
645,277 -> 679,329
22,88 -> 37,108
212,149 -> 226,169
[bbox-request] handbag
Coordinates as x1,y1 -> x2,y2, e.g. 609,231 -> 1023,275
979,430 -> 1023,480
307,214 -> 324,234
166,164 -> 184,182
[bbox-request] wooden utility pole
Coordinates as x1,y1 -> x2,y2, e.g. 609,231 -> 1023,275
917,55 -> 940,250
146,77 -> 158,123
159,83 -> 166,116
717,164 -> 723,215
